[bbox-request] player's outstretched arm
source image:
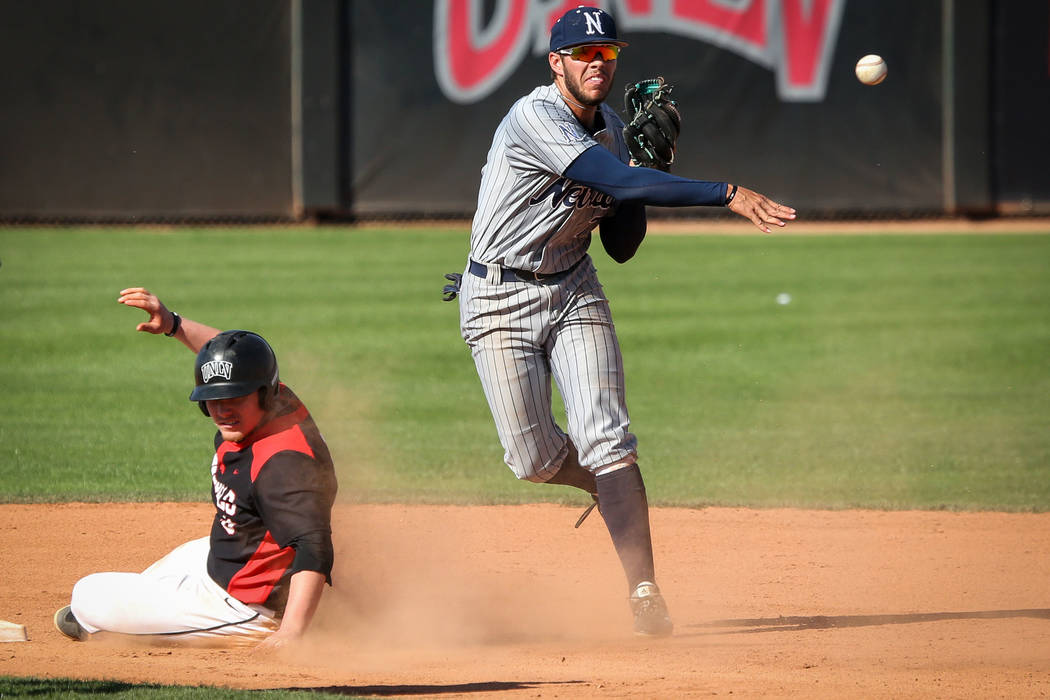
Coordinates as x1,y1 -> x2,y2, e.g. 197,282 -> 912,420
564,146 -> 797,233
725,185 -> 796,234
117,287 -> 221,353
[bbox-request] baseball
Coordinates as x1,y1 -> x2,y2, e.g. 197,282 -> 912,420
775,293 -> 792,306
855,54 -> 887,85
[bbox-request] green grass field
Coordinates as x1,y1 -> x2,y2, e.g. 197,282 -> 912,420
0,676 -> 365,699
1,226 -> 1048,510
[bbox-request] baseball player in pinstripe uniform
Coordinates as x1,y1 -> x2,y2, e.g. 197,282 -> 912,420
453,6 -> 795,636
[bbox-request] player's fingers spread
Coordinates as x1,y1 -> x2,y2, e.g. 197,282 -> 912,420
759,207 -> 785,226
750,204 -> 778,232
757,201 -> 789,227
729,189 -> 775,231
749,210 -> 770,233
745,191 -> 795,221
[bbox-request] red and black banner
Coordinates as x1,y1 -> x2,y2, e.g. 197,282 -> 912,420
350,0 -> 938,217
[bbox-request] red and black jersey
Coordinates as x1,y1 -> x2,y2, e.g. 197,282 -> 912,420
206,384 -> 337,613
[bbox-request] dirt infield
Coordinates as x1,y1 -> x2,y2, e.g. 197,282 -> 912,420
3,503 -> 1049,698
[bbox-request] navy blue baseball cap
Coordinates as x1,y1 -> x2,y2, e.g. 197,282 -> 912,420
549,5 -> 628,53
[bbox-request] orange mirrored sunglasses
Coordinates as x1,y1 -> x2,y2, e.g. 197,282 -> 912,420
559,44 -> 620,62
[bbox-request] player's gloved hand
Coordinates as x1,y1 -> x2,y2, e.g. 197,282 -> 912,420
442,272 -> 463,302
622,77 -> 680,172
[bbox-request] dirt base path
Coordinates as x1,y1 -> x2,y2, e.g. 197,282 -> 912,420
2,503 -> 1049,698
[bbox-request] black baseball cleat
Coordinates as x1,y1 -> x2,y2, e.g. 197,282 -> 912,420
629,581 -> 674,637
53,605 -> 86,641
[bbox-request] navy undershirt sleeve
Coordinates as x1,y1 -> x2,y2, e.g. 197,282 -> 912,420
599,202 -> 646,263
564,144 -> 727,207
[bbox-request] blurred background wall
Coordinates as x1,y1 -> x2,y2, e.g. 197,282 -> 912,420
1,0 -> 1047,222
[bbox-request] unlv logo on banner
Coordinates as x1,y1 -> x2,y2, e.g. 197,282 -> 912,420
434,0 -> 846,104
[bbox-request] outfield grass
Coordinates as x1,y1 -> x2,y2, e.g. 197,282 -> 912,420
0,676 -> 363,698
1,226 -> 1047,509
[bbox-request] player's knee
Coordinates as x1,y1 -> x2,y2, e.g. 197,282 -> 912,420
70,573 -> 112,631
505,454 -> 553,483
511,463 -> 548,483
72,573 -> 104,605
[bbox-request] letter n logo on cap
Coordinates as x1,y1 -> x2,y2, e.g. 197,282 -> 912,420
583,11 -> 603,36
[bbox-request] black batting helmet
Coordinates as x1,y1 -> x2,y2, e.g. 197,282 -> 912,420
190,330 -> 280,417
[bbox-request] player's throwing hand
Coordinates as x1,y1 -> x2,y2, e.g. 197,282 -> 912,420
726,185 -> 797,233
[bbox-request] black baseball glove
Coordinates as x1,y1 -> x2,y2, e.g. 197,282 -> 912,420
441,272 -> 462,301
622,77 -> 680,171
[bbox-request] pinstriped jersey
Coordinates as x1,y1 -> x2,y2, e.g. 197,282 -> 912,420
207,385 -> 337,612
469,83 -> 631,274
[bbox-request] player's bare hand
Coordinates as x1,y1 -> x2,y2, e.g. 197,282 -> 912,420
727,185 -> 796,233
251,628 -> 300,655
118,287 -> 176,335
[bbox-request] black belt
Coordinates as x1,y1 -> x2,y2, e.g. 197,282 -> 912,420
468,257 -> 583,283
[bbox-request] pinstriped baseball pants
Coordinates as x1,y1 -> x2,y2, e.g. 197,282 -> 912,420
459,256 -> 638,481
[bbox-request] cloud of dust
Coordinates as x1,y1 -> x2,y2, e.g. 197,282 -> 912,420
291,504 -> 627,671
282,362 -> 630,669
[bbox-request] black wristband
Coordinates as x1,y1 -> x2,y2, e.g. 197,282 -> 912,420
164,311 -> 181,337
725,184 -> 738,206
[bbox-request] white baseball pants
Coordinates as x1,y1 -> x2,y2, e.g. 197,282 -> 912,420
70,536 -> 277,646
